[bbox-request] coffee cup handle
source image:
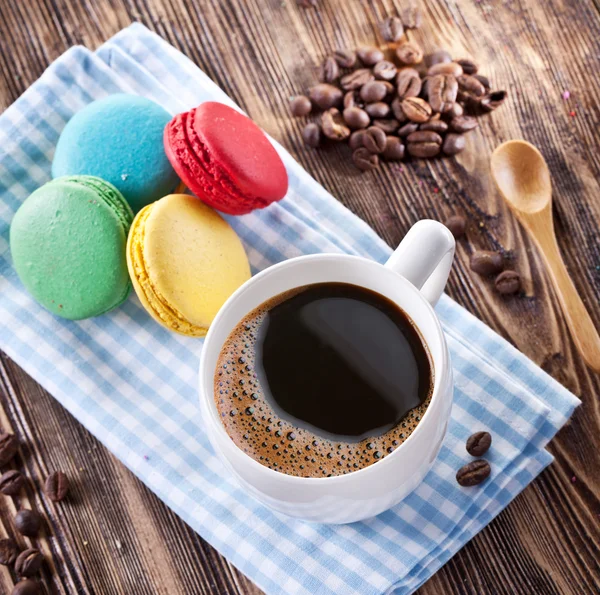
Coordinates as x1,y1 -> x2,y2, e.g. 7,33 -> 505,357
384,220 -> 455,307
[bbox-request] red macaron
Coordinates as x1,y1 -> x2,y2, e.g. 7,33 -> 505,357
164,102 -> 288,215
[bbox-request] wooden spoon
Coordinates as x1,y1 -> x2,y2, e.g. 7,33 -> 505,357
491,139 -> 600,372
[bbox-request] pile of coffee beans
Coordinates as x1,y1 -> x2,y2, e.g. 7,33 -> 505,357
0,429 -> 71,595
290,11 -> 506,170
456,431 -> 492,487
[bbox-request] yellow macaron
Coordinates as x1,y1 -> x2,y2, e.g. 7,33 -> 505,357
127,194 -> 251,337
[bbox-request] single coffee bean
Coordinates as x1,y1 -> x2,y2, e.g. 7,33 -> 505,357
446,101 -> 464,118
360,81 -> 387,103
0,470 -> 25,495
456,58 -> 478,75
473,73 -> 491,91
319,56 -> 340,83
382,136 -> 405,161
343,106 -> 370,129
401,6 -> 423,28
444,215 -> 466,239
373,60 -> 397,81
428,62 -> 463,77
334,49 -> 357,68
470,250 -> 504,276
45,470 -> 70,502
321,108 -> 351,140
428,74 -> 458,113
362,127 -> 387,153
450,115 -> 479,133
495,270 -> 521,295
340,69 -> 374,91
466,431 -> 492,456
357,46 -> 384,66
380,16 -> 404,42
457,74 -> 486,97
348,129 -> 367,150
343,90 -> 362,110
480,90 -> 507,112
425,49 -> 452,68
396,67 -> 422,98
0,433 -> 18,465
15,510 -> 43,537
371,119 -> 400,133
308,84 -> 343,109
302,123 -> 321,148
406,130 -> 443,159
0,538 -> 19,565
397,121 -> 419,137
401,97 -> 432,123
14,549 -> 43,577
391,97 -> 407,122
420,119 -> 448,133
442,132 -> 466,155
365,102 -> 390,119
352,147 -> 379,171
290,95 -> 312,117
396,42 -> 424,65
12,580 -> 41,595
456,460 -> 491,486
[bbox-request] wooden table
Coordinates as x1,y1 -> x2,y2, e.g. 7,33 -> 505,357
1,0 -> 599,593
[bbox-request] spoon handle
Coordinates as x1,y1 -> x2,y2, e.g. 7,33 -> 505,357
529,223 -> 600,372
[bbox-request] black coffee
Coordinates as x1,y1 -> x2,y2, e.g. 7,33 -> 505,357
214,283 -> 433,477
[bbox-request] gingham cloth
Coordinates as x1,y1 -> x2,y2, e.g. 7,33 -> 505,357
0,24 -> 580,595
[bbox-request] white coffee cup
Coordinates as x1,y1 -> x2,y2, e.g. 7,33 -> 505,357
199,220 -> 455,524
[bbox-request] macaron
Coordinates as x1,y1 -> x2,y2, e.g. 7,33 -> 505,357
10,176 -> 133,320
52,94 -> 179,213
163,102 -> 288,215
127,194 -> 251,337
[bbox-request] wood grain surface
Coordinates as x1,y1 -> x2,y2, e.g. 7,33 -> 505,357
0,0 -> 599,593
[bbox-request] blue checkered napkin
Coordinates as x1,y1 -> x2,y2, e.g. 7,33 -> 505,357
0,25 -> 580,595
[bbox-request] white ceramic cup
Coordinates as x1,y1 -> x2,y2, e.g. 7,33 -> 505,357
199,220 -> 455,524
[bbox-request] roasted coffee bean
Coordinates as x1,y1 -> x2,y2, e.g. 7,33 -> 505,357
428,74 -> 458,113
391,97 -> 407,122
353,147 -> 379,171
371,119 -> 400,133
446,101 -> 464,118
381,81 -> 395,96
406,130 -> 443,158
349,130 -> 367,150
456,58 -> 478,75
401,6 -> 423,28
12,580 -> 41,595
456,460 -> 491,487
470,250 -> 504,276
396,68 -> 422,98
343,90 -> 362,110
396,42 -> 424,65
442,133 -> 466,155
302,123 -> 321,148
0,432 -> 18,465
457,74 -> 486,97
343,106 -> 371,129
421,119 -> 448,133
341,69 -> 374,90
362,127 -> 387,153
0,470 -> 25,495
319,57 -> 340,83
308,84 -> 343,109
382,136 -> 405,161
473,73 -> 491,91
290,95 -> 312,117
334,49 -> 357,68
360,81 -> 387,103
450,115 -> 479,133
466,431 -> 492,456
15,549 -> 43,577
428,62 -> 463,77
0,538 -> 19,565
365,102 -> 390,119
380,16 -> 404,42
480,90 -> 507,112
373,60 -> 397,81
495,270 -> 521,295
357,46 -> 384,66
397,121 -> 419,137
444,215 -> 466,239
401,97 -> 432,123
321,108 -> 351,140
425,49 -> 452,68
15,510 -> 42,537
45,471 -> 70,502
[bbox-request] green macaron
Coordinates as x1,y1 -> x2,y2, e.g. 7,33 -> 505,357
10,175 -> 134,320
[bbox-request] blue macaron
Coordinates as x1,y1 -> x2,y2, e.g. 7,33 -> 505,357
52,94 -> 179,213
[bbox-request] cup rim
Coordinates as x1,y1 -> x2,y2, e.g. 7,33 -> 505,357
199,253 -> 448,484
